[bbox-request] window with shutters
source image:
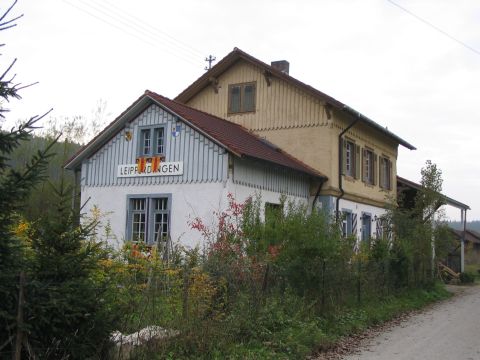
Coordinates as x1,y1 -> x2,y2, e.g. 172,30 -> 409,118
228,82 -> 256,114
137,126 -> 166,157
341,210 -> 353,237
342,138 -> 360,179
362,148 -> 376,185
361,213 -> 372,241
379,156 -> 392,190
127,195 -> 171,245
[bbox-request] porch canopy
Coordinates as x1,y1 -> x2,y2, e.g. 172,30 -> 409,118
397,176 -> 470,272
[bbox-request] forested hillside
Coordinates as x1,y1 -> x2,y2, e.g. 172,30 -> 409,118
448,220 -> 480,232
9,133 -> 81,219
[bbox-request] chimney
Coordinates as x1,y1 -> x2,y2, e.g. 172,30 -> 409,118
271,60 -> 289,75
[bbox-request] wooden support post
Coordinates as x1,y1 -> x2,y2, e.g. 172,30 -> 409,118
461,209 -> 467,273
431,212 -> 436,279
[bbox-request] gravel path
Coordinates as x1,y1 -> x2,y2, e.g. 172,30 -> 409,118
342,285 -> 480,360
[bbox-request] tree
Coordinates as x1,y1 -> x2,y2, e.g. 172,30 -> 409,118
417,160 -> 445,222
388,160 -> 451,287
0,5 -> 116,357
0,1 -> 57,354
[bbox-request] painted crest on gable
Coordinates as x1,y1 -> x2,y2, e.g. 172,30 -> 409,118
172,124 -> 181,138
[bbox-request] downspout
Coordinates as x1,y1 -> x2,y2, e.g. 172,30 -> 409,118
312,177 -> 326,212
336,117 -> 359,222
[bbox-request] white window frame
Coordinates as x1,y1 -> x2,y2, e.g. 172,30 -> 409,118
341,209 -> 353,237
345,140 -> 354,177
126,194 -> 171,245
137,125 -> 167,157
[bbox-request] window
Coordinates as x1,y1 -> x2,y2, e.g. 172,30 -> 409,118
138,126 -> 166,157
153,198 -> 169,242
127,195 -> 170,244
362,148 -> 376,185
131,198 -> 146,242
342,139 -> 360,179
379,156 -> 392,190
361,213 -> 371,242
228,82 -> 256,114
341,211 -> 353,237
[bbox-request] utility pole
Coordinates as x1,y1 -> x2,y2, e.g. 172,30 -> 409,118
204,55 -> 216,70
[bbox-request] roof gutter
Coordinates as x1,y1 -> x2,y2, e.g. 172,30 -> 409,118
336,116 -> 359,222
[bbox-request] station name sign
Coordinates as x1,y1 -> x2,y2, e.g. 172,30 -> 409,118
117,162 -> 183,178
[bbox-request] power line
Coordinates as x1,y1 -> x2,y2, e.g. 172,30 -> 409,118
66,0 -> 199,66
78,0 -> 203,60
63,0 -> 202,67
386,0 -> 480,56
101,0 -> 204,58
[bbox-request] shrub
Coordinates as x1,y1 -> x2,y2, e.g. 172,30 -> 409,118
460,272 -> 475,284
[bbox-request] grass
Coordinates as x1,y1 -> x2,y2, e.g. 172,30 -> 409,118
144,283 -> 451,359
465,264 -> 480,282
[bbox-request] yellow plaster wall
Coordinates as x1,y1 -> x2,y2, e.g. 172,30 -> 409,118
331,111 -> 398,205
185,59 -> 399,207
186,61 -> 330,130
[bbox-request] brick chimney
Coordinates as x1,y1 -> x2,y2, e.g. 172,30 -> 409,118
271,60 -> 289,75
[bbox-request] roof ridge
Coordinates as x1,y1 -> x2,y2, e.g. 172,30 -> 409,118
174,47 -> 415,150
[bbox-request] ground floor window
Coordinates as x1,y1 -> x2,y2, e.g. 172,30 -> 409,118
342,210 -> 353,237
127,195 -> 170,244
361,213 -> 372,241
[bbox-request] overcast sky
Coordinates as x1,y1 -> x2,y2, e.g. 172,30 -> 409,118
2,0 -> 479,220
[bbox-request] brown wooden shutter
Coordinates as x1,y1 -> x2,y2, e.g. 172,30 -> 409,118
388,159 -> 392,190
379,157 -> 384,188
355,144 -> 361,179
373,153 -> 378,186
362,148 -> 366,182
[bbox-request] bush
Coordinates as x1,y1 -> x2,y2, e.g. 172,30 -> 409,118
460,272 -> 475,284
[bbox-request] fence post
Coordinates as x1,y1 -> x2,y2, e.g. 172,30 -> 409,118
13,271 -> 25,360
261,263 -> 270,294
356,259 -> 361,305
182,268 -> 189,320
321,260 -> 326,310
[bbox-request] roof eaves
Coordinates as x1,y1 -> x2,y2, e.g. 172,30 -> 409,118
342,106 -> 416,150
397,176 -> 470,210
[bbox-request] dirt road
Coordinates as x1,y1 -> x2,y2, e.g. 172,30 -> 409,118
343,285 -> 480,360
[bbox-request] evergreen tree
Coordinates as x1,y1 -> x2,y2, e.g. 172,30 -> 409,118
25,181 -> 114,359
0,0 -> 57,353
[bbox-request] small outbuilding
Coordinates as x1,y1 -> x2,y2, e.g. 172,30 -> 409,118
446,229 -> 480,273
65,91 -> 326,248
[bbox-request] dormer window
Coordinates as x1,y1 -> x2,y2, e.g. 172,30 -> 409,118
228,82 -> 256,114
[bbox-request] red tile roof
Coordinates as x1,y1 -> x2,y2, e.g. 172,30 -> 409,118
66,90 -> 326,180
145,91 -> 325,179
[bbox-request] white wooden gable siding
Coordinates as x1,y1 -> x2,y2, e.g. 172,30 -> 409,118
82,104 -> 228,187
233,158 -> 310,198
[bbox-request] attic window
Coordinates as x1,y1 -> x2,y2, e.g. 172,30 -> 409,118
228,82 -> 256,114
138,125 -> 166,157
